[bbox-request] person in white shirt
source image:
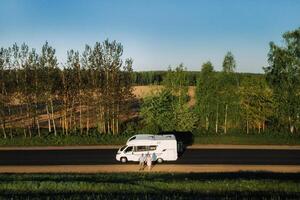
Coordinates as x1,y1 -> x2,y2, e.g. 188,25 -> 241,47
139,153 -> 145,170
146,152 -> 152,171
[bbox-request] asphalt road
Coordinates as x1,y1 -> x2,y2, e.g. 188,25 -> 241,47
0,148 -> 299,166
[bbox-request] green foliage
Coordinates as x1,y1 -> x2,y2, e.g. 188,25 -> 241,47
141,65 -> 197,134
195,59 -> 240,134
140,90 -> 175,134
132,71 -> 200,86
195,61 -> 217,131
163,63 -> 189,97
264,27 -> 300,133
239,77 -> 274,133
222,51 -> 236,73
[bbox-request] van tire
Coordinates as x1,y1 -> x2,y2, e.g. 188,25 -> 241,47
157,158 -> 163,163
120,157 -> 127,163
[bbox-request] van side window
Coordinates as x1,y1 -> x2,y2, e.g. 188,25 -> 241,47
124,146 -> 133,153
135,146 -> 147,152
149,146 -> 157,151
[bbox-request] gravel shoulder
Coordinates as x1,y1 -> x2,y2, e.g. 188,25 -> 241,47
0,164 -> 300,173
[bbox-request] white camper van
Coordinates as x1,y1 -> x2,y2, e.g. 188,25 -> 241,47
116,134 -> 178,163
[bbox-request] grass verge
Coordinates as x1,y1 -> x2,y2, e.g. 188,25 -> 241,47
0,129 -> 300,147
193,132 -> 300,145
0,172 -> 299,199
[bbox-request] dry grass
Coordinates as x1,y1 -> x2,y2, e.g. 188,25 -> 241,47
132,85 -> 163,98
133,85 -> 196,106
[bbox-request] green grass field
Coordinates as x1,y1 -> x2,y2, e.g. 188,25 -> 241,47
0,130 -> 300,147
193,131 -> 300,145
0,172 -> 299,199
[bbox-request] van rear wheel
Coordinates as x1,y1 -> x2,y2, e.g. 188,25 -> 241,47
120,157 -> 127,163
157,158 -> 163,163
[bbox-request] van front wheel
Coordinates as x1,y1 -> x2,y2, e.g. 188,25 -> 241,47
120,157 -> 127,163
157,158 -> 163,163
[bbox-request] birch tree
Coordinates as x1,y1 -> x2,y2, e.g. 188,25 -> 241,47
221,52 -> 238,134
239,77 -> 273,133
195,61 -> 216,131
264,28 -> 300,133
39,42 -> 58,136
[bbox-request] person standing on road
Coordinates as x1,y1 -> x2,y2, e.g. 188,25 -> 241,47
139,153 -> 145,171
152,152 -> 157,163
146,152 -> 152,171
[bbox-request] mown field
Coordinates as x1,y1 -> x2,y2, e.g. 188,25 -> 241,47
0,172 -> 299,199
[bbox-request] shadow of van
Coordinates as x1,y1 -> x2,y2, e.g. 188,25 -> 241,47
158,131 -> 194,157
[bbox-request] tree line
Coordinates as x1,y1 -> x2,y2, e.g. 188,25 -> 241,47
140,28 -> 300,135
132,71 -> 199,86
0,40 -> 134,138
0,27 -> 299,139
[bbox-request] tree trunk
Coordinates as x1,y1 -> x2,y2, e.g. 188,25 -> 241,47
50,98 -> 57,136
20,107 -> 26,138
205,116 -> 209,131
61,117 -> 65,135
79,98 -> 82,135
63,94 -> 68,135
1,122 -> 6,139
289,116 -> 294,134
36,117 -> 41,137
215,103 -> 219,134
246,119 -> 249,134
46,104 -> 52,132
224,104 -> 228,134
69,98 -> 75,132
64,112 -> 68,135
26,103 -> 32,138
86,104 -> 89,135
59,117 -> 62,127
98,106 -> 102,133
35,97 -> 41,137
112,102 -> 115,135
8,106 -> 12,138
116,104 -> 119,134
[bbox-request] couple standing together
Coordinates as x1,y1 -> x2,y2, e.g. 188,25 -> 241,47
139,153 -> 156,171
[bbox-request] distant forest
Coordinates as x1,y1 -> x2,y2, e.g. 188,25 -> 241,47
132,71 -> 262,86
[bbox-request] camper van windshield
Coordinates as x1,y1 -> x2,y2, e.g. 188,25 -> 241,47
120,145 -> 127,152
128,136 -> 136,141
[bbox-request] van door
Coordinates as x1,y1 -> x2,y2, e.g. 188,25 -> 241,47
123,146 -> 135,161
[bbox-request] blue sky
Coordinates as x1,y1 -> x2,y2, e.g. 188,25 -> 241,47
0,0 -> 299,73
